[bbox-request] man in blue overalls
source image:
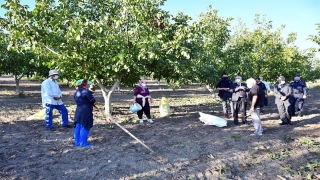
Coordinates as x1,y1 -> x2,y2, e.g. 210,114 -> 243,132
290,74 -> 307,117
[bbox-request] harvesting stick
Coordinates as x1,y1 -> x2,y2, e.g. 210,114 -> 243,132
94,106 -> 177,169
94,105 -> 155,154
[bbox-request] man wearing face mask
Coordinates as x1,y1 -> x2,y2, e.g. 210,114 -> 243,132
229,76 -> 250,125
273,76 -> 293,125
41,69 -> 70,130
289,74 -> 307,117
215,73 -> 233,118
255,77 -> 267,113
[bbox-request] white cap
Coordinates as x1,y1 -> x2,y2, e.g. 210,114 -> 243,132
49,69 -> 59,76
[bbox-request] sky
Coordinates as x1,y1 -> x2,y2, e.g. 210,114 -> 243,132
0,0 -> 319,50
161,0 -> 320,51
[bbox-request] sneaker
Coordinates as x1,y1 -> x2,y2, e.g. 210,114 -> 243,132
139,119 -> 144,124
250,133 -> 262,136
298,111 -> 302,117
148,119 -> 154,123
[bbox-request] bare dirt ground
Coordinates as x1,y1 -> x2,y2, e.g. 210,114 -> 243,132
0,76 -> 319,180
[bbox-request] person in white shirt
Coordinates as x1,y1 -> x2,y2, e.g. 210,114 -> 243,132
41,69 -> 70,130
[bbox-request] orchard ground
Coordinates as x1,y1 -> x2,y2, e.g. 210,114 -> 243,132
0,75 -> 319,180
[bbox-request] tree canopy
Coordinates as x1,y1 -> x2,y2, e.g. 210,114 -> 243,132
0,0 -> 319,112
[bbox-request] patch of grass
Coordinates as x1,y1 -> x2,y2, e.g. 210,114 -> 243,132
16,91 -> 26,98
284,161 -> 319,179
214,167 -> 227,174
250,161 -> 260,165
53,120 -> 60,126
207,154 -> 215,159
267,148 -> 290,161
231,135 -> 241,142
300,138 -> 314,146
248,146 -> 259,151
283,135 -> 295,142
106,125 -> 114,129
119,117 -> 131,123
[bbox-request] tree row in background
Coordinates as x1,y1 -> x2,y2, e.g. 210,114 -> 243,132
0,0 -> 319,113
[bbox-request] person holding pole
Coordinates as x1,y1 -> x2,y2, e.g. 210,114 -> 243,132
73,79 -> 96,147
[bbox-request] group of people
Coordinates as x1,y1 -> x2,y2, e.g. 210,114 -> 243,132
41,70 -> 153,148
41,70 -> 96,147
216,73 -> 308,135
40,69 -> 307,147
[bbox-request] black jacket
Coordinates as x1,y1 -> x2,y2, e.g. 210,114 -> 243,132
216,78 -> 233,98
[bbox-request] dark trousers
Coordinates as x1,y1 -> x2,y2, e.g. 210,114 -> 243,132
276,101 -> 292,123
220,97 -> 233,115
137,101 -> 151,119
264,97 -> 268,106
291,96 -> 304,113
233,98 -> 247,124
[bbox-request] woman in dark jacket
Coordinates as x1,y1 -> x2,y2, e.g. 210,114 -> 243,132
74,79 -> 96,147
133,79 -> 153,124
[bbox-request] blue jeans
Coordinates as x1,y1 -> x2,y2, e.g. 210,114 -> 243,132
45,104 -> 69,129
74,123 -> 91,147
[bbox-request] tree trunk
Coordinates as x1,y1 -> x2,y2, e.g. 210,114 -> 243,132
15,77 -> 21,94
95,76 -> 122,115
14,74 -> 24,94
105,80 -> 120,114
206,84 -> 217,99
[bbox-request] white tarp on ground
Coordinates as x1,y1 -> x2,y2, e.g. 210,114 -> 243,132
199,112 -> 227,127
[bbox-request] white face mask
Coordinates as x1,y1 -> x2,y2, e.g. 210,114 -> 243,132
235,79 -> 241,83
280,80 -> 285,84
141,83 -> 146,87
53,75 -> 59,80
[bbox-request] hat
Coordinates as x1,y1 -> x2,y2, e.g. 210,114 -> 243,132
294,74 -> 300,77
49,69 -> 59,76
76,79 -> 92,86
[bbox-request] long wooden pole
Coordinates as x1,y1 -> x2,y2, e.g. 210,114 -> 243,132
95,107 -> 155,154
